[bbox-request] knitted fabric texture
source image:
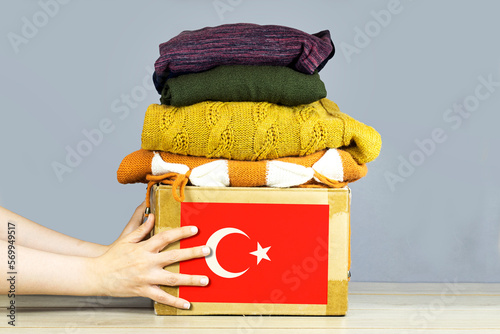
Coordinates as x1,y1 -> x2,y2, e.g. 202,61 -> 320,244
160,65 -> 327,106
153,23 -> 334,93
141,99 -> 382,164
116,148 -> 367,187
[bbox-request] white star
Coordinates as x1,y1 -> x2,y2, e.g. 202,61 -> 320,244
249,242 -> 271,265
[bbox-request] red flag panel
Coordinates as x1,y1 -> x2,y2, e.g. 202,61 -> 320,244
179,202 -> 330,304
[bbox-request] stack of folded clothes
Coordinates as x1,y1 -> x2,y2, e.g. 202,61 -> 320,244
117,23 -> 382,208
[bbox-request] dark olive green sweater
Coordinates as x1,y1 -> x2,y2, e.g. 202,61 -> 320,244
160,65 -> 327,106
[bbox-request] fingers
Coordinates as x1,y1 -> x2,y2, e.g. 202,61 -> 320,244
132,201 -> 147,221
144,225 -> 199,253
145,285 -> 192,310
143,273 -> 210,309
119,202 -> 147,239
158,245 -> 210,266
124,214 -> 155,243
129,201 -> 148,228
153,271 -> 210,287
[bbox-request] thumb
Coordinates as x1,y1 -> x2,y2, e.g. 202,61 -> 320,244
119,202 -> 147,239
124,214 -> 155,243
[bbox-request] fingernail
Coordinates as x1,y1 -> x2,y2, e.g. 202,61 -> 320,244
200,277 -> 209,286
183,302 -> 191,310
191,226 -> 198,234
202,246 -> 210,255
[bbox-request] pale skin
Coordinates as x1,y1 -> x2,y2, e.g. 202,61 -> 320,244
0,202 -> 210,310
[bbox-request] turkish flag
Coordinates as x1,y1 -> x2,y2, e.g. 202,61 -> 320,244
179,202 -> 330,304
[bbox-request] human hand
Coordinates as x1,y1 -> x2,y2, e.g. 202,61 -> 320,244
96,202 -> 149,256
90,213 -> 210,309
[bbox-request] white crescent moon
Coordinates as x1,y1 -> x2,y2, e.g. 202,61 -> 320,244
205,227 -> 250,278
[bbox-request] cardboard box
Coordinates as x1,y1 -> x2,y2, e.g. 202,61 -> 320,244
151,185 -> 351,316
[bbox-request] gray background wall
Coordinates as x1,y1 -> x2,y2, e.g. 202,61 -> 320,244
1,0 -> 499,283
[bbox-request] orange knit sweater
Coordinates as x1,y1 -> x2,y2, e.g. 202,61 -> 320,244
117,148 -> 367,188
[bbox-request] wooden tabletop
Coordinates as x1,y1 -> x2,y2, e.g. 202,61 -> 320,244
1,283 -> 499,333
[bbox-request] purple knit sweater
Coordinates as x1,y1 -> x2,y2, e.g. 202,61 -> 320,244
153,23 -> 335,93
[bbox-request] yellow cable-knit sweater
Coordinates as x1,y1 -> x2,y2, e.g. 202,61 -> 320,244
141,98 -> 381,163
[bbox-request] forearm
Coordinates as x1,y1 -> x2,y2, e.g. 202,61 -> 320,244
0,240 -> 100,295
0,206 -> 107,257
0,215 -> 209,309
